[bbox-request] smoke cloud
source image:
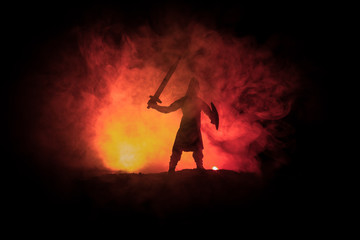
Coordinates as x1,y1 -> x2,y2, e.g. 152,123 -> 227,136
12,16 -> 299,175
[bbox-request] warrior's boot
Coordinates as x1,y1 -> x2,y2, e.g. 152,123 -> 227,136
193,150 -> 204,170
168,149 -> 182,173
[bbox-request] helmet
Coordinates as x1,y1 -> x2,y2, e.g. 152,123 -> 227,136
186,78 -> 200,96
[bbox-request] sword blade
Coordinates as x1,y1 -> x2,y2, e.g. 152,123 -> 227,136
153,57 -> 181,99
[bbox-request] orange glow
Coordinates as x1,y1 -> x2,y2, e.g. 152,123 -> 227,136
92,71 -> 223,172
93,86 -> 182,172
77,22 -> 298,173
212,166 -> 219,171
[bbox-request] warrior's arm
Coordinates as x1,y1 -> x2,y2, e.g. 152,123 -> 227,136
150,98 -> 183,113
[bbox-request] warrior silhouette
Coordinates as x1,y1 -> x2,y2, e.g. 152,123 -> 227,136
148,78 -> 217,173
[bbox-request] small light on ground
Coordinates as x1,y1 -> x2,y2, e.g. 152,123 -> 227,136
212,166 -> 219,171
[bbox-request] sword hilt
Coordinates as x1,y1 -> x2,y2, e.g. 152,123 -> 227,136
147,95 -> 162,109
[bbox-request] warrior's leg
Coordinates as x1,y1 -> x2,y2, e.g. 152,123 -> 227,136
193,149 -> 204,170
169,148 -> 182,173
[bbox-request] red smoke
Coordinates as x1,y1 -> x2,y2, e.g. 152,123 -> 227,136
20,20 -> 298,174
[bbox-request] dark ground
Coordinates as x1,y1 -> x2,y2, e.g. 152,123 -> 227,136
63,169 -> 263,225
4,0 -> 344,232
8,166 -> 326,229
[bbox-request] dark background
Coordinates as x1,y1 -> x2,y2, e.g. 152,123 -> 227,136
4,0 -> 339,230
